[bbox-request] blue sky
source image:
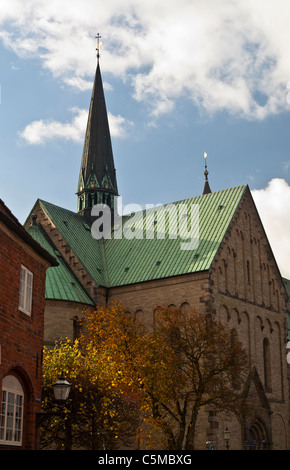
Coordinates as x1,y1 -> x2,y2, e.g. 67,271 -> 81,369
1,0 -> 290,277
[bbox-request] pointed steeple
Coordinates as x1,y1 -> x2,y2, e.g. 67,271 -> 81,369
77,48 -> 118,219
202,152 -> 211,195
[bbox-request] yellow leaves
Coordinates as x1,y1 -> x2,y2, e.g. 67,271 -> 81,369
42,302 -> 250,450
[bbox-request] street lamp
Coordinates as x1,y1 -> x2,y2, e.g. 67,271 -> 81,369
35,372 -> 72,450
52,372 -> 71,402
224,427 -> 231,450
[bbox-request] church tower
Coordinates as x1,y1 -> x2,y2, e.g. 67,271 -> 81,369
77,39 -> 118,220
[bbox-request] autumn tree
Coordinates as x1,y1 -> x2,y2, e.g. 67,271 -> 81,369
134,306 -> 250,450
42,302 -> 250,450
41,335 -> 139,449
80,302 -> 180,449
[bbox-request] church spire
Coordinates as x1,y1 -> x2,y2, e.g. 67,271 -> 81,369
77,37 -> 118,219
202,152 -> 211,195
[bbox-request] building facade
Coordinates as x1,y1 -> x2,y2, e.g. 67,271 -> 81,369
0,200 -> 56,449
24,59 -> 290,449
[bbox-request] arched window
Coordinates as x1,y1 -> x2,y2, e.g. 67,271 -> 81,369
73,316 -> 82,342
230,327 -> 238,345
180,302 -> 190,313
230,328 -> 240,389
102,192 -> 109,206
134,309 -> 145,324
263,338 -> 272,391
0,376 -> 24,446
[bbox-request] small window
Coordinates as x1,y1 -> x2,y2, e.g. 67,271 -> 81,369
19,265 -> 33,315
263,337 -> 272,391
73,316 -> 82,342
0,376 -> 24,446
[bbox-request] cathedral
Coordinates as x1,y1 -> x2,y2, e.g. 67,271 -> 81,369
24,55 -> 290,450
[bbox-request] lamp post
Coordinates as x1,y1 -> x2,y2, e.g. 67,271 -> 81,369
52,372 -> 71,402
52,372 -> 72,450
36,372 -> 72,449
224,427 -> 231,450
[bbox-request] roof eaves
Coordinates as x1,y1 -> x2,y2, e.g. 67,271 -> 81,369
0,207 -> 58,267
27,222 -> 94,305
38,199 -> 106,286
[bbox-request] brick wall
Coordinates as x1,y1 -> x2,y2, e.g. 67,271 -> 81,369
43,299 -> 94,347
208,190 -> 289,449
108,271 -> 210,329
0,221 -> 49,449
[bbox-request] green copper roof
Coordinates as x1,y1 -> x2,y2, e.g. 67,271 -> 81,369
105,185 -> 247,286
27,185 -> 247,293
27,221 -> 94,305
38,200 -> 106,287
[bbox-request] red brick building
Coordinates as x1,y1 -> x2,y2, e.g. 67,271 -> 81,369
0,200 -> 57,449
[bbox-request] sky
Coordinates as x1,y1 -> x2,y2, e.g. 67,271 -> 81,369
0,0 -> 290,278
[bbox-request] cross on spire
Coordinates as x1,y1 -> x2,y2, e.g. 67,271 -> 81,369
95,33 -> 102,62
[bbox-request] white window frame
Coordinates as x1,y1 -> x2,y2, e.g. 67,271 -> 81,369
0,376 -> 24,446
19,265 -> 33,316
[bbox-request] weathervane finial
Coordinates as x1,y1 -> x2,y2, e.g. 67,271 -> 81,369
95,33 -> 102,62
204,152 -> 208,180
202,151 -> 212,195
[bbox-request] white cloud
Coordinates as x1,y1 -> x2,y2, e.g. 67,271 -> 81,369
63,76 -> 92,92
19,107 -> 133,144
108,112 -> 134,138
0,0 -> 290,120
19,108 -> 87,145
252,179 -> 290,279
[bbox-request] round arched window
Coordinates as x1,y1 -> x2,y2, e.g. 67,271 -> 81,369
0,376 -> 24,446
